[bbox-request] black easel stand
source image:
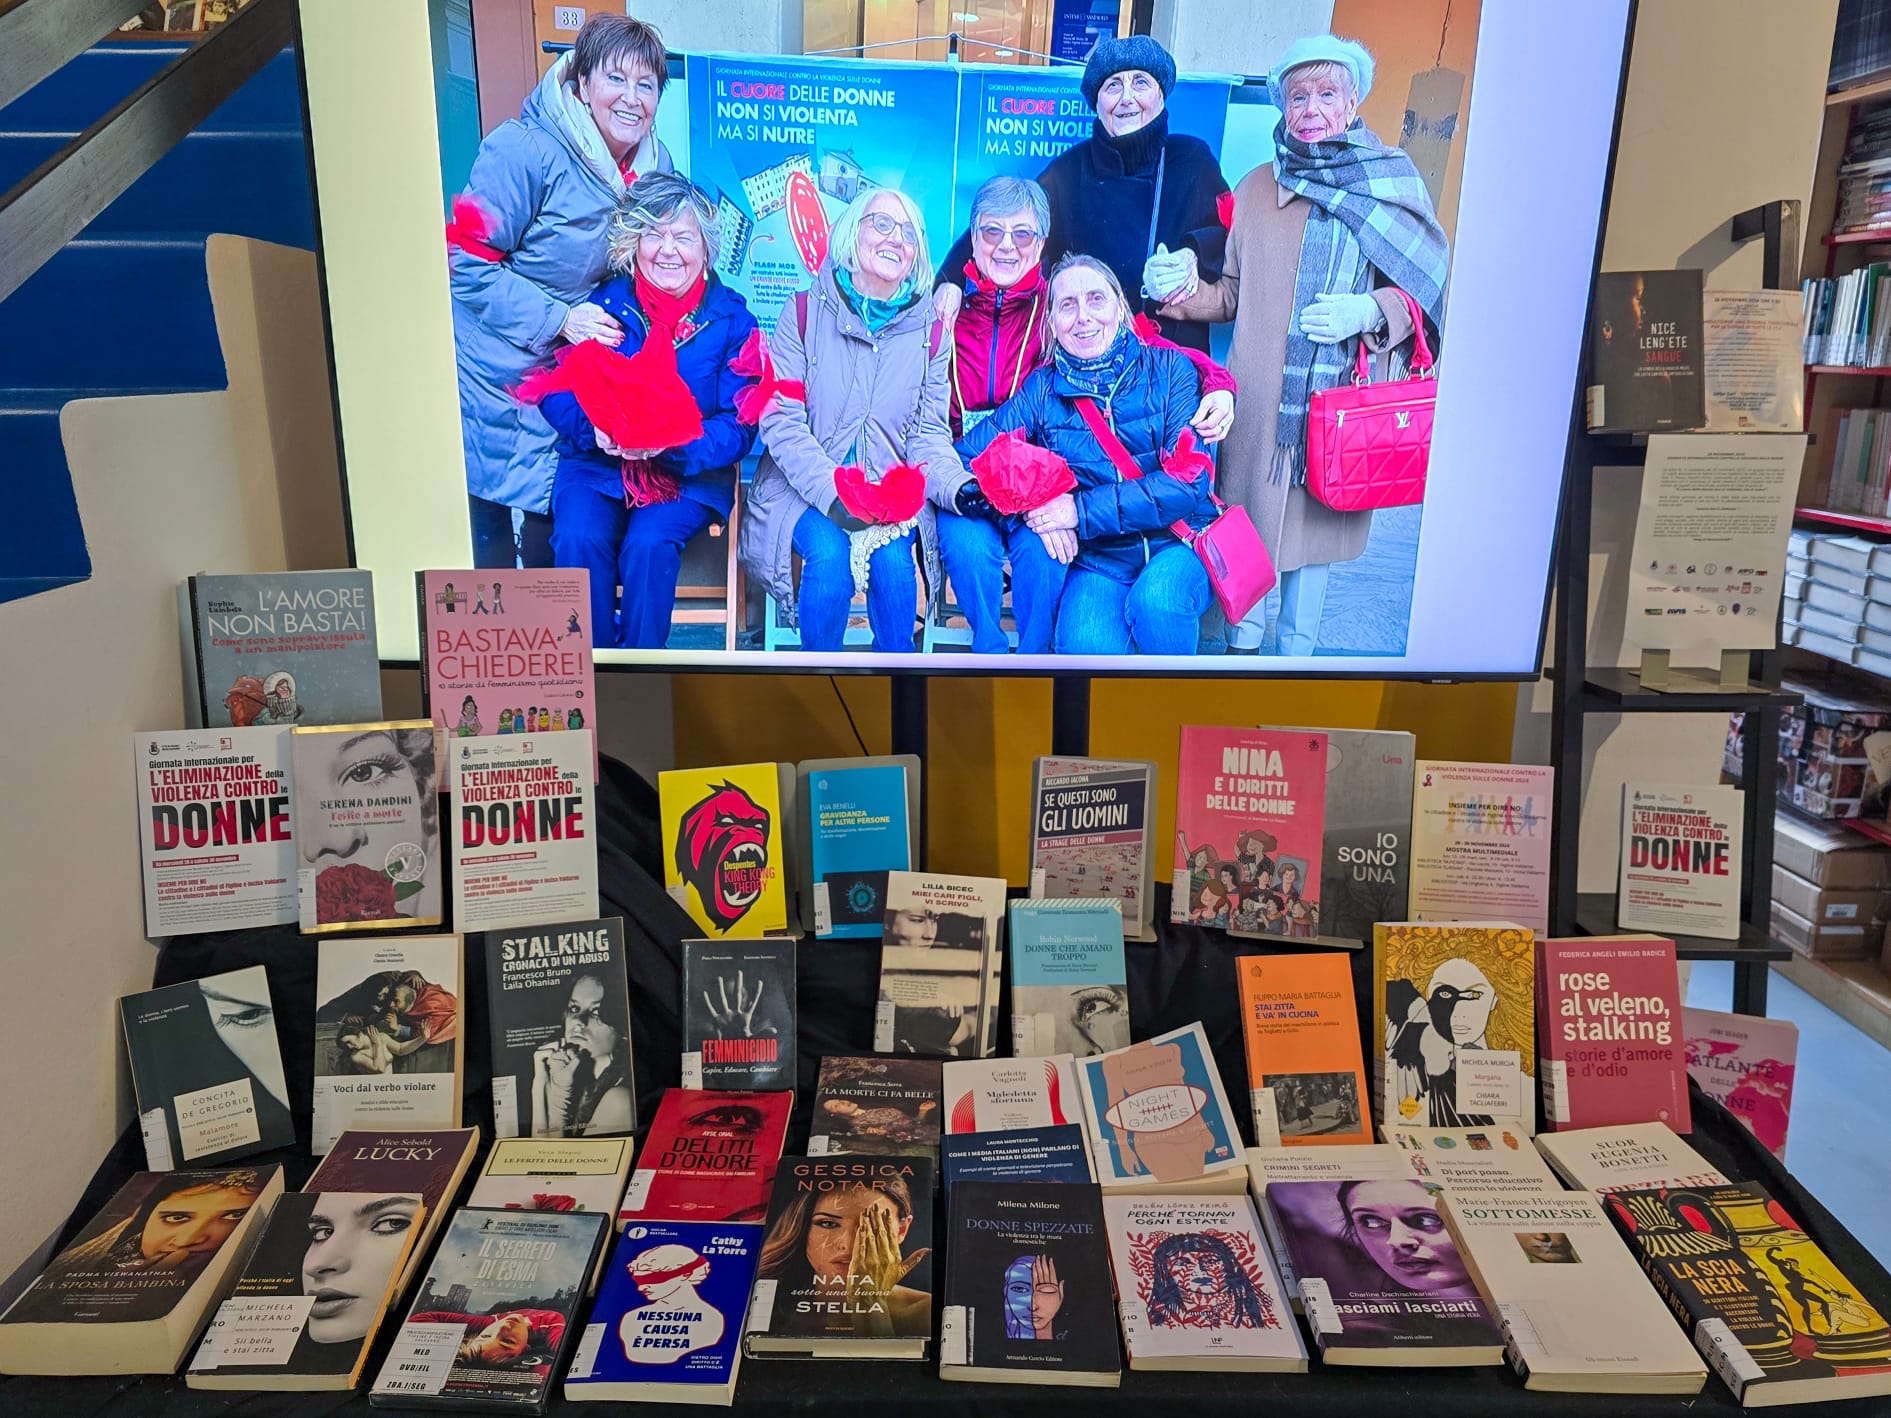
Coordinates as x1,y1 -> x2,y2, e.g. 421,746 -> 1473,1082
891,675 -> 928,864
1051,674 -> 1091,757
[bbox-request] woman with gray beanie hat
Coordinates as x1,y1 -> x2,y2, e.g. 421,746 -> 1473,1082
933,33 -> 1228,354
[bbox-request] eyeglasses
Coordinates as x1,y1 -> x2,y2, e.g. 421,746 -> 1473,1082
862,211 -> 919,246
975,224 -> 1042,248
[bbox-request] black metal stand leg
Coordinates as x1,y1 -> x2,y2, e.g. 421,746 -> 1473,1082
1733,958 -> 1770,1017
1051,675 -> 1091,758
890,675 -> 928,867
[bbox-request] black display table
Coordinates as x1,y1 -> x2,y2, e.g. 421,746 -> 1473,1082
7,757 -> 1889,1415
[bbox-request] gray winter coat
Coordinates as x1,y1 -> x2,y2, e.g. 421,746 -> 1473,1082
739,264 -> 970,613
450,54 -> 674,514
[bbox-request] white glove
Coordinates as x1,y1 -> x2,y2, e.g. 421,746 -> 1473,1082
1299,291 -> 1382,344
1141,243 -> 1197,302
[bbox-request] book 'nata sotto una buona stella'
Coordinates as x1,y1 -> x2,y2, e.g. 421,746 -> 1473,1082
659,762 -> 795,937
1538,935 -> 1689,1132
1234,953 -> 1371,1148
1586,268 -> 1707,434
1267,1177 -> 1504,1368
450,732 -> 598,935
1617,783 -> 1744,940
135,727 -> 296,936
939,1180 -> 1118,1386
807,1056 -> 941,1157
1007,899 -> 1128,1059
311,935 -> 464,1156
1266,726 -> 1415,947
478,916 -> 634,1142
620,1089 -> 793,1228
1172,727 -> 1327,939
1373,921 -> 1536,1132
1103,1192 -> 1306,1373
876,870 -> 1007,1058
369,1207 -> 607,1415
1533,1122 -> 1728,1196
304,1128 -> 482,1299
798,756 -> 915,938
747,1155 -> 936,1361
564,1221 -> 761,1406
0,1165 -> 284,1376
417,568 -> 597,776
1384,1126 -> 1566,1201
292,720 -> 442,933
1244,1144 -> 1412,1304
1030,756 -> 1157,941
681,937 -> 796,1092
1408,760 -> 1553,934
1684,1006 -> 1799,1160
1076,1022 -> 1246,1196
1605,1182 -> 1891,1407
187,1190 -> 426,1392
1441,1190 -> 1706,1396
179,571 -> 381,730
121,964 -> 294,1170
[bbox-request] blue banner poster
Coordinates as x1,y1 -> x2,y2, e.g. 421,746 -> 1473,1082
686,54 -> 961,333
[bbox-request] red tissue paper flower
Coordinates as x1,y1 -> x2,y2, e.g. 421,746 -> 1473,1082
728,328 -> 806,425
316,863 -> 397,923
531,1194 -> 579,1212
445,194 -> 503,262
1216,189 -> 1236,231
516,338 -> 704,452
834,462 -> 927,525
970,431 -> 1076,515
1161,428 -> 1213,483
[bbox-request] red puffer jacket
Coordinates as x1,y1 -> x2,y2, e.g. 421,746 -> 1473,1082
946,260 -> 1237,438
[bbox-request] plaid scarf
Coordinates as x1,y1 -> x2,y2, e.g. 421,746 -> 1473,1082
1272,119 -> 1450,484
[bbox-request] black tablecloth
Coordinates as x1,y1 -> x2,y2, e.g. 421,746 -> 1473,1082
8,756 -> 1890,1415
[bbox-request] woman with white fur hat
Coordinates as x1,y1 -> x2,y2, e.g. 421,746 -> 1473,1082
1150,34 -> 1449,656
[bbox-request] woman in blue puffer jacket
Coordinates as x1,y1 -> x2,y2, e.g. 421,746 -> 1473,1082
954,254 -> 1215,655
536,173 -> 758,649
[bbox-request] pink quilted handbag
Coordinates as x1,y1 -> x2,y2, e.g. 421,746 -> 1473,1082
1305,289 -> 1434,513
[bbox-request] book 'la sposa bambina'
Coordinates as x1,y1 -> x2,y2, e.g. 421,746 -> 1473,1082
179,571 -> 381,729
450,732 -> 598,935
292,721 -> 442,933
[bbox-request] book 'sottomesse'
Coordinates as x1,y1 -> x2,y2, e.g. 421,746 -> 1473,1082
681,938 -> 796,1092
292,721 -> 442,932
451,732 -> 599,934
1030,757 -> 1157,939
180,571 -> 381,729
1586,269 -> 1706,434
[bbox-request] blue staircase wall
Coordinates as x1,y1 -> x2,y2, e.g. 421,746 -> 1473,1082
0,41 -> 315,604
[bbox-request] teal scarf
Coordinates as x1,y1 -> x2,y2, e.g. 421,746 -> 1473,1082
837,267 -> 921,334
1053,324 -> 1137,401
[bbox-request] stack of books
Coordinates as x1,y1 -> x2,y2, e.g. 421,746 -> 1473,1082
1834,103 -> 1891,236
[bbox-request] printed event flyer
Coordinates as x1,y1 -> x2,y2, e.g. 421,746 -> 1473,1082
451,731 -> 599,934
1408,760 -> 1553,933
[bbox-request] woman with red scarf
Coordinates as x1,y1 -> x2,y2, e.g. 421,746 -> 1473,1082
536,173 -> 759,648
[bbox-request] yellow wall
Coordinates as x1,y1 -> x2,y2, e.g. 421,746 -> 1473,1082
675,675 -> 1518,879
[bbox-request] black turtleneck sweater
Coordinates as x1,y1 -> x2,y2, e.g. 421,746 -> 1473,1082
937,109 -> 1229,352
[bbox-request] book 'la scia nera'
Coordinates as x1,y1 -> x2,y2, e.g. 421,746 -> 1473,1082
1173,727 -> 1327,938
179,571 -> 381,730
450,732 -> 599,935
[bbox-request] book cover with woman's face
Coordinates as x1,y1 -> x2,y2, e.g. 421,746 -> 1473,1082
292,722 -> 441,931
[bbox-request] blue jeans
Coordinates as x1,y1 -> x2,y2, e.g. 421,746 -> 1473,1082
470,494 -> 552,570
934,512 -> 1066,653
550,480 -> 714,649
1274,563 -> 1331,656
1054,543 -> 1210,655
792,507 -> 917,653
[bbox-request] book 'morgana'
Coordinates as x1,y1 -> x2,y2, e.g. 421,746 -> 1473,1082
1030,756 -> 1157,940
1235,953 -> 1370,1147
1617,783 -> 1744,940
1533,1122 -> 1728,1196
312,935 -> 464,1155
681,938 -> 796,1092
620,1089 -> 792,1228
135,728 -> 296,936
180,571 -> 381,729
1683,1006 -> 1799,1160
1374,921 -> 1536,1132
451,732 -> 598,934
799,757 -> 914,938
940,1180 -> 1119,1386
1103,1193 -> 1306,1372
187,1191 -> 425,1391
121,964 -> 293,1170
564,1221 -> 760,1405
1008,899 -> 1128,1058
1173,727 -> 1327,938
1606,1182 -> 1891,1407
1408,761 -> 1553,933
942,1055 -> 1080,1135
1075,1022 -> 1246,1196
1538,935 -> 1689,1132
875,871 -> 1007,1058
941,1125 -> 1093,1203
417,568 -> 597,776
747,1155 -> 935,1360
1385,1127 -> 1566,1199
479,916 -> 634,1142
0,1165 -> 284,1376
304,1128 -> 482,1300
1267,1177 -> 1503,1367
1586,269 -> 1706,434
292,721 -> 442,932
659,762 -> 791,937
369,1207 -> 606,1414
1442,1190 -> 1706,1395
808,1056 -> 941,1157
